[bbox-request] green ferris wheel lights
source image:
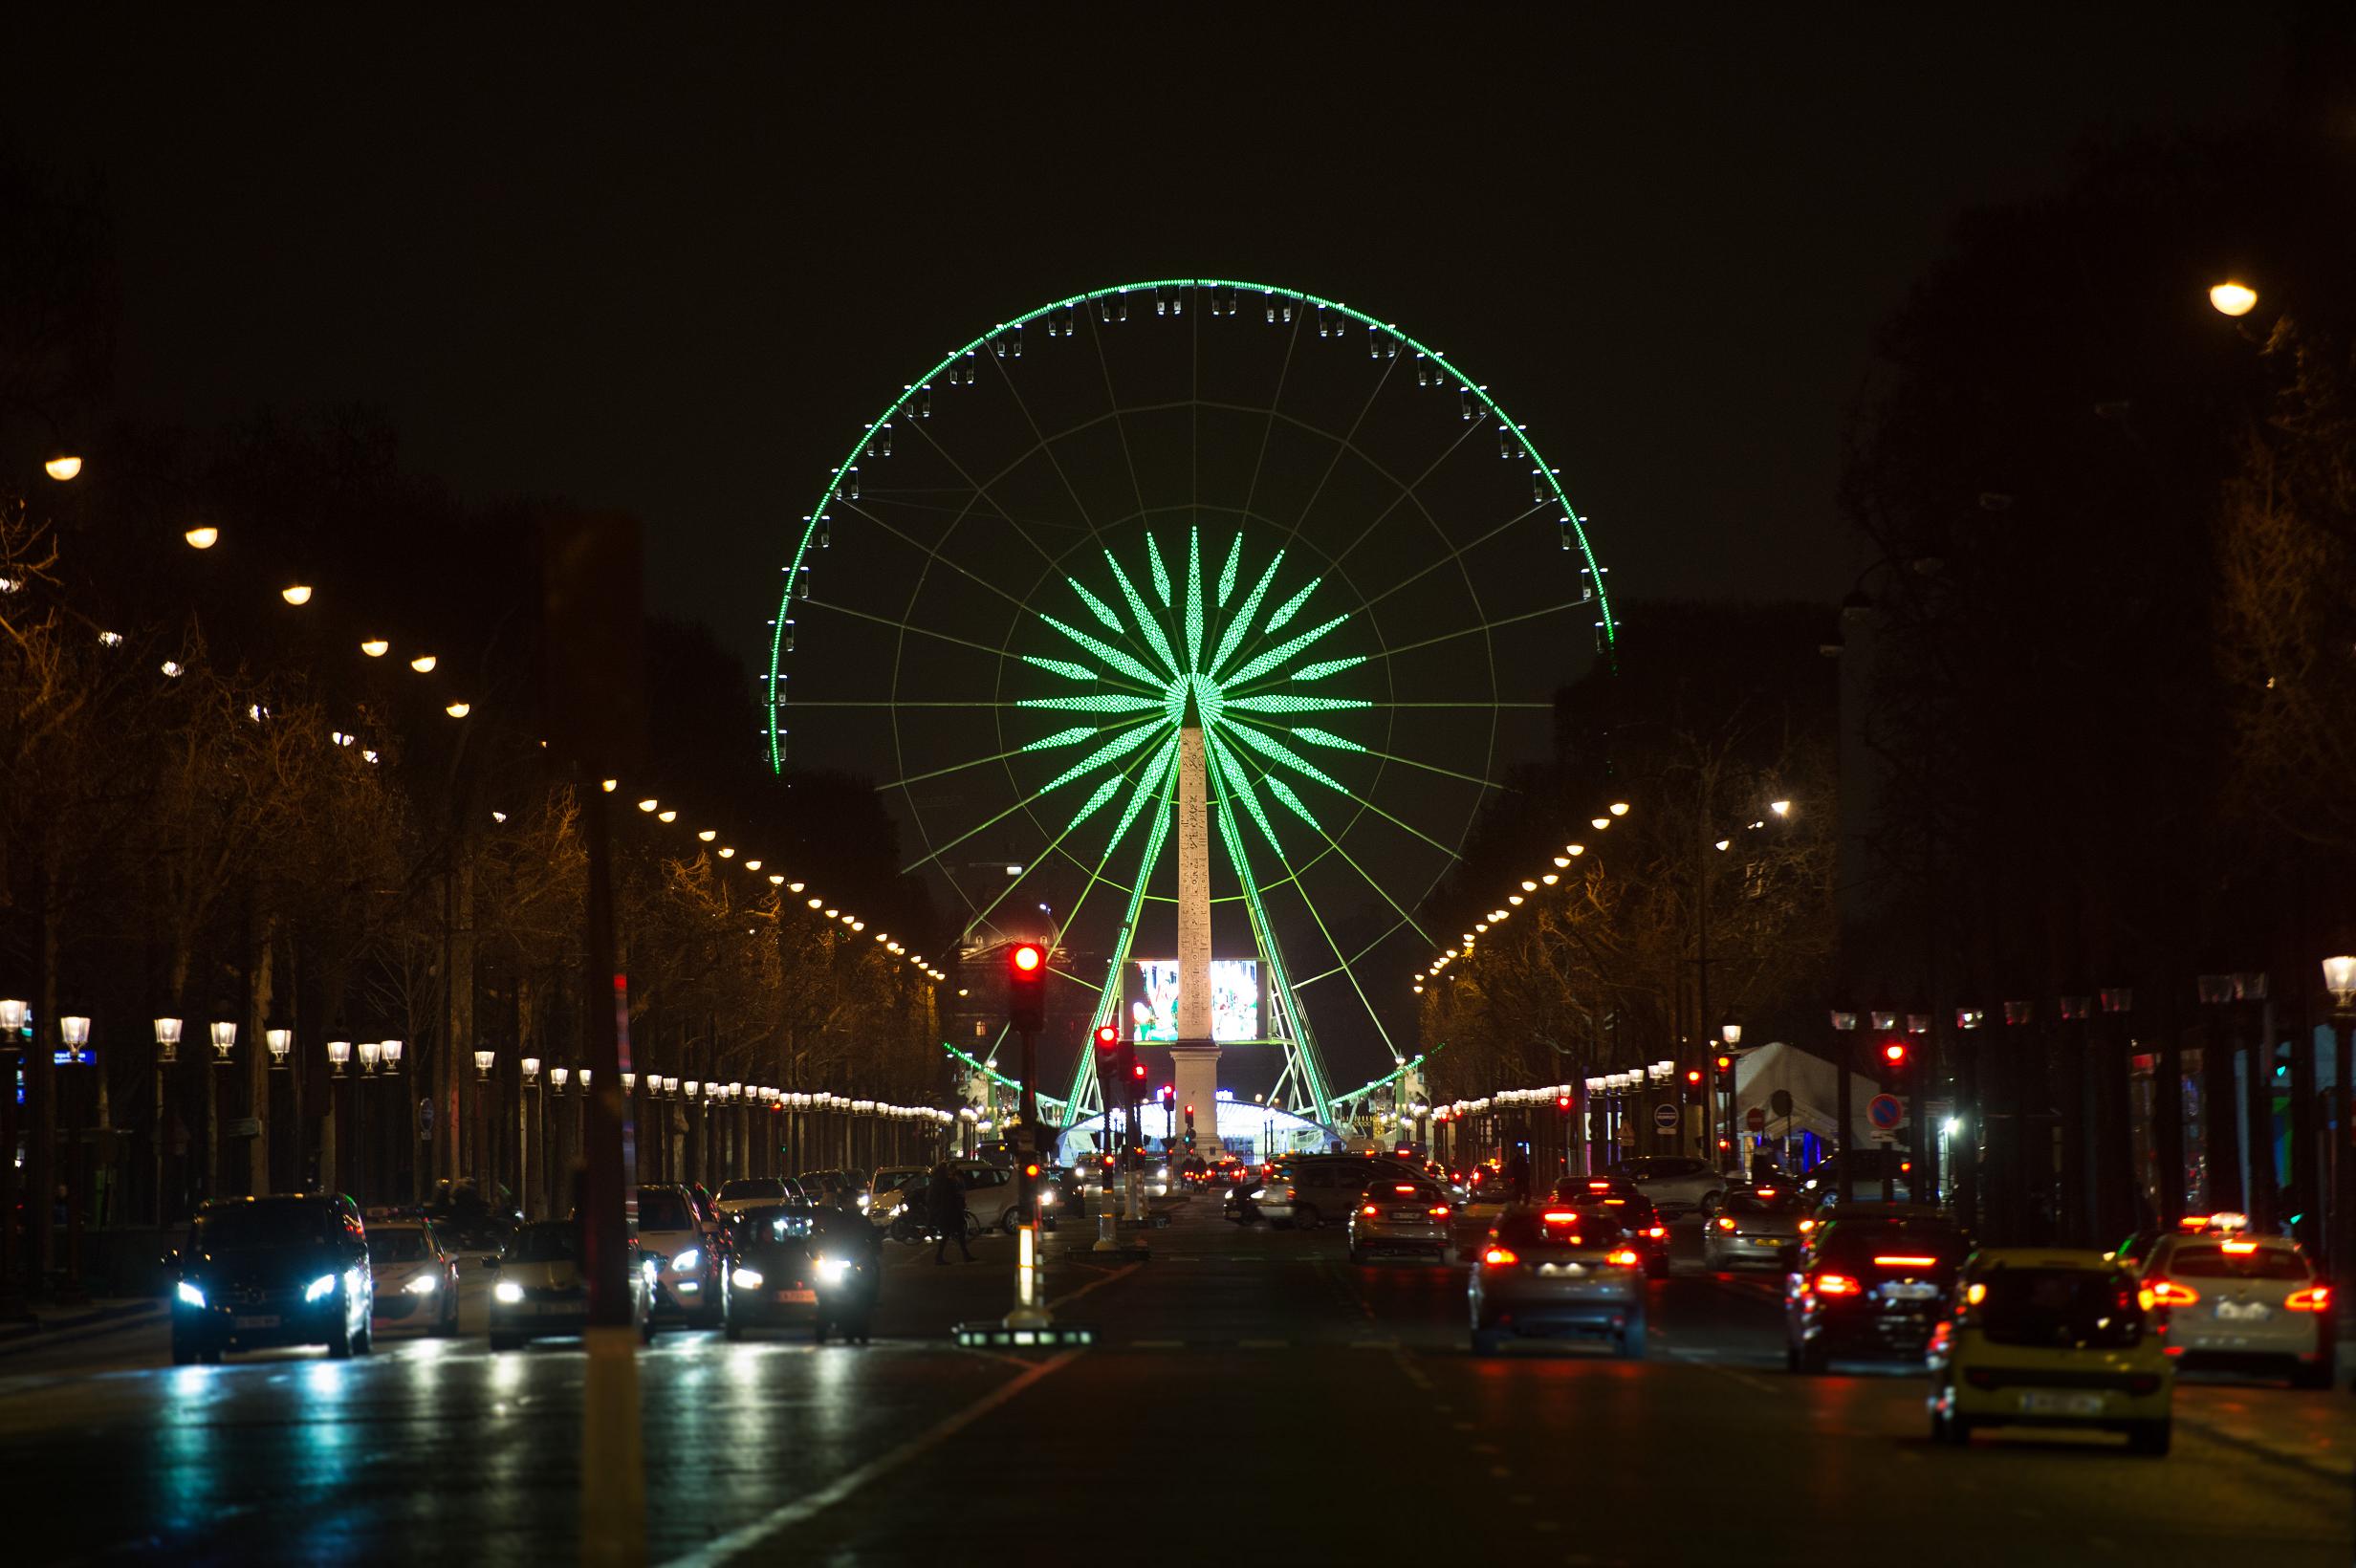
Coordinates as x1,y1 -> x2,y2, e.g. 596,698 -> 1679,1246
763,276 -> 1615,773
1027,530 -> 1365,847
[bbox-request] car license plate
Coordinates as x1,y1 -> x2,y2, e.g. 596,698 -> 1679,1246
777,1289 -> 818,1304
233,1315 -> 280,1330
1883,1282 -> 1936,1301
1389,1209 -> 1425,1222
2019,1391 -> 2105,1415
2215,1300 -> 2271,1321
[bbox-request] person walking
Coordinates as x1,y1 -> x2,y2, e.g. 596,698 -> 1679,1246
1502,1146 -> 1531,1205
928,1162 -> 972,1264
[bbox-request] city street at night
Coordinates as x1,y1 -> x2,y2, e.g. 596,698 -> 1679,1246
6,1199 -> 2351,1565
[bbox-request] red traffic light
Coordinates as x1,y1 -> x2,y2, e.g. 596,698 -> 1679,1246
1556,1094 -> 1572,1111
1715,1054 -> 1733,1072
1185,1104 -> 1195,1117
1022,1161 -> 1041,1179
1012,943 -> 1044,972
1132,1062 -> 1146,1079
1094,1024 -> 1119,1048
1685,1068 -> 1703,1086
1883,1041 -> 1908,1066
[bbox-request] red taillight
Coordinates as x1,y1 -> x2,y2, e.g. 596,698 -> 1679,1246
1814,1273 -> 1862,1296
2146,1279 -> 2200,1308
1428,1206 -> 1451,1218
1929,1319 -> 1952,1352
1606,1248 -> 1640,1267
1754,1187 -> 1778,1198
1873,1255 -> 1938,1268
1481,1247 -> 1520,1267
2287,1285 -> 2332,1313
1541,1210 -> 1577,1224
1714,1216 -> 1735,1231
1603,1198 -> 1627,1207
1362,1205 -> 1379,1217
1392,1184 -> 1417,1194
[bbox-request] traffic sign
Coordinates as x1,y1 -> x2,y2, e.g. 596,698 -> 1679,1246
1652,1102 -> 1678,1130
1744,1105 -> 1767,1133
1867,1093 -> 1906,1131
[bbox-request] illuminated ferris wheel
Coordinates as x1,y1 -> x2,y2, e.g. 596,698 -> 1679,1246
767,280 -> 1613,1126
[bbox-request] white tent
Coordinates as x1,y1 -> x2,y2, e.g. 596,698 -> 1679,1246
1731,1039 -> 1892,1149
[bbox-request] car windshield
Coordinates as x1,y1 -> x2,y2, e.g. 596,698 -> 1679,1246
509,1224 -> 579,1263
1500,1210 -> 1625,1248
717,1179 -> 785,1202
1975,1268 -> 2144,1349
637,1191 -> 693,1231
2170,1243 -> 2311,1281
873,1168 -> 923,1192
367,1229 -> 431,1262
195,1203 -> 338,1248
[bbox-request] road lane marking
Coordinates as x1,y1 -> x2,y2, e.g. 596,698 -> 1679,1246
661,1348 -> 1081,1567
1052,1261 -> 1143,1311
1669,1348 -> 1781,1396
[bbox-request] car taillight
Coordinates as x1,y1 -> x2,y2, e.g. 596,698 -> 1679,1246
1428,1206 -> 1451,1218
1606,1249 -> 1640,1267
1284,1187 -> 1298,1200
1542,1210 -> 1577,1223
2287,1285 -> 2332,1313
1647,1226 -> 1666,1239
1928,1319 -> 1952,1352
1798,1219 -> 1816,1232
1392,1185 -> 1417,1194
1715,1216 -> 1735,1231
1481,1247 -> 1520,1267
1362,1205 -> 1379,1217
2145,1279 -> 2200,1307
1873,1255 -> 1938,1268
1814,1273 -> 1862,1296
1754,1187 -> 1778,1198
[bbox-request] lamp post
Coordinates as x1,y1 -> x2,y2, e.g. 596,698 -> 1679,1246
520,1057 -> 541,1219
59,1013 -> 91,1300
1831,1009 -> 1860,1205
1718,1014 -> 1743,1171
473,1050 -> 496,1207
0,997 -> 26,1298
1953,1008 -> 1984,1232
207,1018 -> 236,1201
324,1035 -> 351,1199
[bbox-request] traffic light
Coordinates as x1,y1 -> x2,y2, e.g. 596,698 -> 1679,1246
1556,1093 -> 1573,1113
1007,943 -> 1046,1032
1882,1040 -> 1908,1068
1184,1102 -> 1197,1152
1715,1053 -> 1734,1084
1094,1023 -> 1119,1051
1685,1068 -> 1703,1088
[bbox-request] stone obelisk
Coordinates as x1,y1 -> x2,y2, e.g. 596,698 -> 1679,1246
1168,696 -> 1220,1161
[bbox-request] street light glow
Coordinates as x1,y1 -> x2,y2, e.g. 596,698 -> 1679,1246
184,526 -> 219,549
409,654 -> 437,673
44,455 -> 82,481
280,584 -> 313,605
360,638 -> 389,658
445,701 -> 470,718
2209,280 -> 2258,317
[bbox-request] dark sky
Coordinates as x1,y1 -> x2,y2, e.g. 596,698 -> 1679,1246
4,6 -> 2289,676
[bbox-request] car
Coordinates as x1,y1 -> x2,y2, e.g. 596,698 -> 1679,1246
1550,1178 -> 1670,1278
365,1220 -> 461,1335
1785,1208 -> 1967,1372
1348,1179 -> 1457,1265
1609,1155 -> 1728,1217
638,1183 -> 730,1328
723,1203 -> 883,1343
949,1159 -> 1024,1233
2136,1230 -> 2334,1387
713,1177 -> 803,1223
1703,1192 -> 1807,1271
166,1195 -> 376,1363
486,1219 -> 655,1350
1469,1206 -> 1647,1358
866,1165 -> 929,1225
1797,1148 -> 1922,1204
1928,1248 -> 2173,1453
1261,1154 -> 1431,1230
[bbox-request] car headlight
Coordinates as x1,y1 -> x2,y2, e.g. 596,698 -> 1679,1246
816,1256 -> 852,1285
404,1274 -> 440,1295
670,1248 -> 702,1274
1039,1189 -> 1056,1207
857,1193 -> 871,1211
304,1274 -> 337,1303
176,1280 -> 207,1309
731,1266 -> 765,1290
493,1280 -> 524,1304
642,1257 -> 660,1282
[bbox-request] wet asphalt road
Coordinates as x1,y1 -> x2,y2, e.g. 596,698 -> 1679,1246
3,1197 -> 2352,1566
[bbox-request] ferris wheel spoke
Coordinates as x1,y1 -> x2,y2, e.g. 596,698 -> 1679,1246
803,595 -> 1029,662
1320,397 -> 1498,575
1235,300 -> 1307,528
1354,500 -> 1554,616
1225,712 -> 1508,792
1204,736 -> 1406,1070
1209,728 -> 1437,945
1017,735 -> 1179,983
831,496 -> 1049,621
1273,344 -> 1406,554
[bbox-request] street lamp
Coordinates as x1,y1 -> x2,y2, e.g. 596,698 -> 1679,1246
208,1019 -> 237,1062
2209,280 -> 2258,317
380,1038 -> 402,1076
1831,1007 -> 1860,1204
357,1039 -> 382,1074
549,1065 -> 570,1094
327,1036 -> 352,1077
265,1027 -> 292,1069
473,1049 -> 495,1081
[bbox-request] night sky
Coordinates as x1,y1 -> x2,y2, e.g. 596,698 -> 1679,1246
4,8 -> 2286,676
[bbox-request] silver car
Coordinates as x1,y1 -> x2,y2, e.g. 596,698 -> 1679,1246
1469,1206 -> 1647,1358
1347,1179 -> 1456,1265
1702,1192 -> 1806,1270
2138,1231 -> 2334,1387
1609,1155 -> 1728,1218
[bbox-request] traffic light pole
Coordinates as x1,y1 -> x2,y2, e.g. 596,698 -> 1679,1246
1007,1021 -> 1050,1331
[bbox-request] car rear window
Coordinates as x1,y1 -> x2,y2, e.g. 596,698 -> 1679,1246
637,1191 -> 693,1230
1974,1268 -> 2143,1349
1820,1220 -> 1961,1262
1723,1195 -> 1796,1217
2170,1244 -> 2311,1280
1367,1184 -> 1445,1207
1500,1210 -> 1626,1247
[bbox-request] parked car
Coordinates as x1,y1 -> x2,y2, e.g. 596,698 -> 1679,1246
486,1219 -> 654,1350
166,1195 -> 375,1363
1929,1248 -> 2172,1453
365,1219 -> 461,1335
1261,1154 -> 1431,1230
1608,1155 -> 1728,1218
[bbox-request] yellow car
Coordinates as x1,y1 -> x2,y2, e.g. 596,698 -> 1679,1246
1927,1248 -> 2173,1454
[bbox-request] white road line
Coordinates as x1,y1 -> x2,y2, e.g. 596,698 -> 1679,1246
662,1348 -> 1081,1567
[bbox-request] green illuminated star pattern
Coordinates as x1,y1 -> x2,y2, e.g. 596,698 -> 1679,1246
1017,527 -> 1370,859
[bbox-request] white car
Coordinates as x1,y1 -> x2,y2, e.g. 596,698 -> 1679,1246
2138,1230 -> 2334,1387
637,1184 -> 728,1328
364,1221 -> 461,1336
487,1220 -> 654,1350
712,1177 -> 802,1222
951,1160 -> 1023,1234
1608,1156 -> 1727,1218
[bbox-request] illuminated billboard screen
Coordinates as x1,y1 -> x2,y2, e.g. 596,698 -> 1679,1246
1130,960 -> 1260,1043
